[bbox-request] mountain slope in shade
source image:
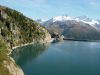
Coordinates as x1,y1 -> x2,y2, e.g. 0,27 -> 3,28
42,16 -> 100,40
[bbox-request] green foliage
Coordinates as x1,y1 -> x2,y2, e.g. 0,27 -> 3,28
0,5 -> 49,48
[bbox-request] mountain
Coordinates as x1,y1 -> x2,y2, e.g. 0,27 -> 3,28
36,19 -> 43,23
42,16 -> 100,40
75,16 -> 100,29
42,16 -> 100,27
36,18 -> 47,24
0,5 -> 51,75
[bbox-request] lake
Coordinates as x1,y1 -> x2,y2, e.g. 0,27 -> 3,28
11,41 -> 100,75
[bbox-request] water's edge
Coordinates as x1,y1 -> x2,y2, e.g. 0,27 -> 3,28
8,40 -> 51,75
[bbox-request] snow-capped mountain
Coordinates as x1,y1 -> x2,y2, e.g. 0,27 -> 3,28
52,16 -> 73,22
41,16 -> 100,29
75,16 -> 100,27
43,16 -> 100,28
41,15 -> 100,40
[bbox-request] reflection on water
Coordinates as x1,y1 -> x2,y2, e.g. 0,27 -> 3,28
11,43 -> 49,66
11,41 -> 100,75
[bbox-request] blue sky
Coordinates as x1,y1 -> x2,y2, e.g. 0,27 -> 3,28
0,0 -> 100,20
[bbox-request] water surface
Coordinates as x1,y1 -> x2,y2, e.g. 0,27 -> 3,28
11,41 -> 100,75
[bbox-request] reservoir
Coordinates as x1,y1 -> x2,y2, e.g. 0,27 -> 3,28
11,41 -> 100,75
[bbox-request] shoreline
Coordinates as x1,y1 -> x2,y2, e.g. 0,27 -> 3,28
12,39 -> 53,50
8,39 -> 53,55
7,40 -> 52,75
8,42 -> 33,56
63,39 -> 100,42
7,38 -> 100,75
12,42 -> 34,50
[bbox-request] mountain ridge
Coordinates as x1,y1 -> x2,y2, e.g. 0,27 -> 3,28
40,15 -> 100,40
41,16 -> 100,28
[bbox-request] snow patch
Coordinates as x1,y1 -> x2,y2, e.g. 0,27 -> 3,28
83,20 -> 99,25
43,16 -> 100,29
53,16 -> 73,22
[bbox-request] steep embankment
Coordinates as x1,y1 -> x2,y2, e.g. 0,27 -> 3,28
0,5 -> 51,75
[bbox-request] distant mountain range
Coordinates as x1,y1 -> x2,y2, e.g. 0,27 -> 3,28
38,16 -> 100,40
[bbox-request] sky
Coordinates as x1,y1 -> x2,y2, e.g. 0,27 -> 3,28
0,0 -> 100,20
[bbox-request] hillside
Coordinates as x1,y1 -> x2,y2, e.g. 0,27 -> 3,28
0,5 -> 51,48
0,5 -> 51,75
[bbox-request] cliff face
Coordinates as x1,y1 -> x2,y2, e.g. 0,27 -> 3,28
0,6 -> 51,75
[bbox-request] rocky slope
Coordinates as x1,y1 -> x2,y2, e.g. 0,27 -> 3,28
0,5 -> 51,75
42,16 -> 100,40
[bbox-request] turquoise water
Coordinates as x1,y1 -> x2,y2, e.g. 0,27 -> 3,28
11,41 -> 100,75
